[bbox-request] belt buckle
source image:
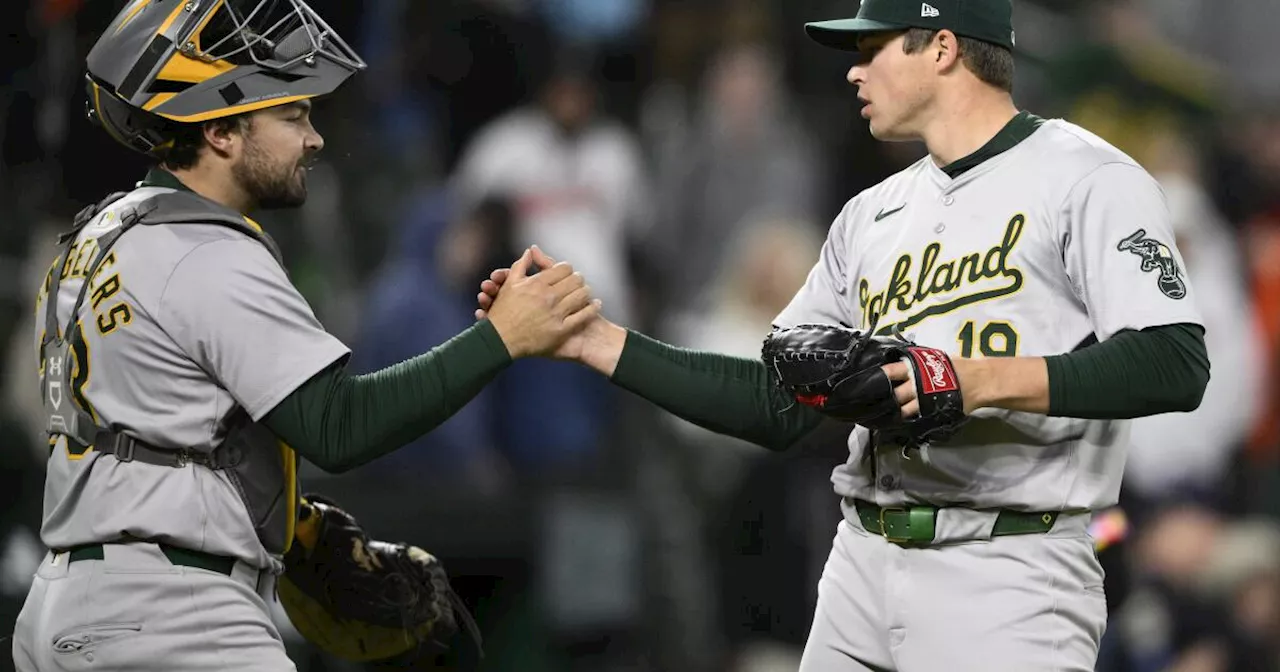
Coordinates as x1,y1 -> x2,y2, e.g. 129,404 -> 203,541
114,434 -> 135,462
878,507 -> 911,544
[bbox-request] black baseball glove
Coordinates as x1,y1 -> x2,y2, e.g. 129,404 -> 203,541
278,494 -> 482,663
761,322 -> 968,445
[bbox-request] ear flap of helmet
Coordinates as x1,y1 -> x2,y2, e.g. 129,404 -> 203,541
85,74 -> 177,158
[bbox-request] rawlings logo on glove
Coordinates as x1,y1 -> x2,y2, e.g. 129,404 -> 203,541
761,322 -> 968,446
911,347 -> 958,394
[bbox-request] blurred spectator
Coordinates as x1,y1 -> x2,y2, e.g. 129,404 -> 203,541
644,40 -> 821,329
447,46 -> 650,474
663,215 -> 824,501
1100,505 -> 1226,672
1197,520 -> 1280,670
1100,505 -> 1278,672
531,0 -> 648,47
1238,114 -> 1280,513
666,214 -> 823,356
449,47 -> 643,474
1041,0 -> 1219,174
348,189 -> 518,491
1158,0 -> 1280,105
1193,115 -> 1280,533
1124,134 -> 1263,508
452,45 -> 652,328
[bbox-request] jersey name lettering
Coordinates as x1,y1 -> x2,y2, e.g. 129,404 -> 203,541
858,213 -> 1025,331
59,237 -> 100,281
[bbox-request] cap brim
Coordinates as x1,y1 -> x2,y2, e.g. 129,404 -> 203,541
804,18 -> 908,52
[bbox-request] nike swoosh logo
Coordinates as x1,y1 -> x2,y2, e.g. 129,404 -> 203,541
875,205 -> 906,222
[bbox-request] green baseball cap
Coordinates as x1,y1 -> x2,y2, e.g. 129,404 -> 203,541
805,0 -> 1016,52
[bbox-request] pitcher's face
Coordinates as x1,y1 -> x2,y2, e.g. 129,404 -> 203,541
846,31 -> 938,141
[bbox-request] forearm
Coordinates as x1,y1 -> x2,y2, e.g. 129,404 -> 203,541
964,356 -> 1050,414
600,325 -> 823,451
262,320 -> 512,473
967,323 -> 1208,419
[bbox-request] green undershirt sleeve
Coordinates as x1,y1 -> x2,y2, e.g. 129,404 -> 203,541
1045,323 -> 1209,419
260,319 -> 512,473
609,330 -> 825,451
259,318 -> 1202,469
608,322 -> 1208,442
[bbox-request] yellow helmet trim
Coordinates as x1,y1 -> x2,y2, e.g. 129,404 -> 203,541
153,93 -> 315,123
154,52 -> 235,85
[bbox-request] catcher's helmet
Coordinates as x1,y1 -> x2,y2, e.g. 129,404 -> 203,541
85,0 -> 366,157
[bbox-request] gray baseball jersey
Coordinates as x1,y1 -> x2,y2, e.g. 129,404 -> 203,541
775,119 -> 1204,513
31,185 -> 348,571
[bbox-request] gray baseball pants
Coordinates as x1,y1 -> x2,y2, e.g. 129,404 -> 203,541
798,510 -> 1107,671
12,541 -> 294,671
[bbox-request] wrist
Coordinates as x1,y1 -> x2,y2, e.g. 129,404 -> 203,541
957,356 -> 1049,414
579,320 -> 627,377
958,357 -> 995,412
476,318 -> 517,363
486,315 -> 529,359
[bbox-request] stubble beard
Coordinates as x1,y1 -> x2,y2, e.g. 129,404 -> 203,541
233,136 -> 307,210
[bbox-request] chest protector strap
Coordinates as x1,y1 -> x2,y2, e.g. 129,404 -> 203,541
41,188 -> 297,555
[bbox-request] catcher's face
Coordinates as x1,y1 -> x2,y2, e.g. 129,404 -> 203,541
847,31 -> 937,141
232,101 -> 324,210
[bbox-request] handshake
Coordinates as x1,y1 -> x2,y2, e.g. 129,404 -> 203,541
473,245 -> 620,370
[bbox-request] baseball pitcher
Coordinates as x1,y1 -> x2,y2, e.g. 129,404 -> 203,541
13,1 -> 600,670
476,0 -> 1210,670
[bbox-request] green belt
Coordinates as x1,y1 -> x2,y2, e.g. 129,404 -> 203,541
66,543 -> 237,576
853,499 -> 1063,546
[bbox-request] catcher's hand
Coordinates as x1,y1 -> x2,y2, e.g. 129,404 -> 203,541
761,322 -> 968,445
278,494 -> 482,663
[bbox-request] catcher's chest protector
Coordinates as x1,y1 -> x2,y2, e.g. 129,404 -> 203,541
40,189 -> 300,555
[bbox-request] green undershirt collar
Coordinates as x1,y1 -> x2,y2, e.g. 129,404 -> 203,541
140,167 -> 194,192
941,110 -> 1045,178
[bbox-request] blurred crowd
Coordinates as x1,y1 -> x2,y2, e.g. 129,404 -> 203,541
3,0 -> 1280,670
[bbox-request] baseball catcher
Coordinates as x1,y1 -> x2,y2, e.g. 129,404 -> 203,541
278,495 -> 483,663
14,0 -> 598,669
761,319 -> 968,446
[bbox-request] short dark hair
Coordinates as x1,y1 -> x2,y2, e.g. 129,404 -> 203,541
902,28 -> 1014,93
159,114 -> 252,170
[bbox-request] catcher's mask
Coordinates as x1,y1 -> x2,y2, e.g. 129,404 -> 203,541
85,0 -> 366,157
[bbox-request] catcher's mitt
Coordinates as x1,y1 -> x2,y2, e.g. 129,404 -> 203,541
761,322 -> 967,445
278,494 -> 482,663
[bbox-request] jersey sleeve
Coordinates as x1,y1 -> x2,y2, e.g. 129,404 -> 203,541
1060,162 -> 1204,341
773,203 -> 856,329
158,237 -> 351,421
